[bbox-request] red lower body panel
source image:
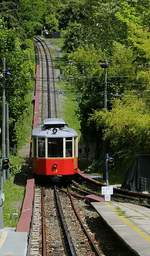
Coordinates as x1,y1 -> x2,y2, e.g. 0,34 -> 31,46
32,157 -> 78,176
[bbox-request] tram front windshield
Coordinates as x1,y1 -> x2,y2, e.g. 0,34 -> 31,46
48,138 -> 63,157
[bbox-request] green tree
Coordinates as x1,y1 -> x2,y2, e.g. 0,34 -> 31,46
18,0 -> 47,36
0,19 -> 34,147
61,0 -> 150,170
92,92 -> 150,159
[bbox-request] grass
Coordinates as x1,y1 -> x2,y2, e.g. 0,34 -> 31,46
3,41 -> 34,227
56,80 -> 80,136
16,92 -> 33,149
47,37 -> 81,136
46,38 -> 64,61
3,176 -> 24,227
49,37 -> 64,49
3,90 -> 33,227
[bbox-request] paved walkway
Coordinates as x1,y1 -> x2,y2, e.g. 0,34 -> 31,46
0,228 -> 27,256
92,201 -> 150,256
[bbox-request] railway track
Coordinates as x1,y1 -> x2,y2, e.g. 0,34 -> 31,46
57,186 -> 104,256
76,172 -> 150,207
28,37 -> 59,255
54,186 -> 77,256
59,185 -> 136,256
66,188 -> 104,256
35,42 -> 45,122
71,180 -> 101,196
28,185 -> 106,256
34,36 -> 57,119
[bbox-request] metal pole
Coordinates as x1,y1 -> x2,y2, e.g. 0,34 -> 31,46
0,57 -> 6,228
100,62 -> 109,110
6,103 -> 9,159
2,58 -> 6,159
6,103 -> 10,178
100,62 -> 109,184
105,153 -> 109,186
104,68 -> 108,110
104,66 -> 108,185
0,169 -> 4,228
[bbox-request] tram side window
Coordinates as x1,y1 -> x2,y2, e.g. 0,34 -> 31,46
48,138 -> 63,157
74,137 -> 78,157
33,138 -> 36,157
38,138 -> 45,157
66,138 -> 72,157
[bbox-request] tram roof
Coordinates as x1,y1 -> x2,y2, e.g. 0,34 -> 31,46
32,125 -> 78,138
43,118 -> 66,127
32,118 -> 77,138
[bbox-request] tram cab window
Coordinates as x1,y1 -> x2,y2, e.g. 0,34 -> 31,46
48,138 -> 63,157
66,138 -> 72,157
38,138 -> 45,157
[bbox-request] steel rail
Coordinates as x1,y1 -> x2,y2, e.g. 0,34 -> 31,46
38,38 -> 51,118
35,37 -> 51,118
54,186 -> 77,256
72,180 -> 100,196
35,43 -> 45,121
41,187 -> 47,256
60,188 -> 85,200
67,188 -> 104,256
114,187 -> 150,199
40,38 -> 57,118
78,171 -> 104,186
78,171 -> 150,201
71,184 -> 92,196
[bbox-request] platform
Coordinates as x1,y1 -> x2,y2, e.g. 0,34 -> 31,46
92,201 -> 150,256
0,228 -> 28,255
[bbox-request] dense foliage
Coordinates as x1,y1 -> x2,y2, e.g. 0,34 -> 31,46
92,93 -> 150,155
57,0 -> 150,169
0,7 -> 35,149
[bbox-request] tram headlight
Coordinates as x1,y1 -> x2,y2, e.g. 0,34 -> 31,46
52,163 -> 57,172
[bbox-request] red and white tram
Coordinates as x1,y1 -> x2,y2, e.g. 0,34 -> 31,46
32,118 -> 78,176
